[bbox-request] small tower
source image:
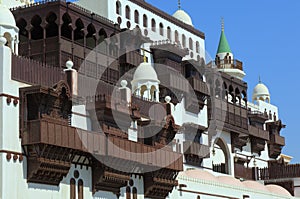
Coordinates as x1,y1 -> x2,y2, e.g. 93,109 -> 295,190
252,78 -> 270,103
215,19 -> 245,80
131,51 -> 160,102
0,1 -> 19,54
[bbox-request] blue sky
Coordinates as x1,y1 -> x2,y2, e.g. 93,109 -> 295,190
146,0 -> 300,162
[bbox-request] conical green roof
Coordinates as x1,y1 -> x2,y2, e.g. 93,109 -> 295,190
217,30 -> 232,54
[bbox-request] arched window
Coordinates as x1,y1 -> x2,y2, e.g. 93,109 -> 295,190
116,1 -> 121,15
70,178 -> 76,199
175,30 -> 179,43
125,6 -> 131,19
143,14 -> 148,27
132,187 -> 137,199
196,41 -> 200,53
78,179 -> 83,199
86,23 -> 96,49
159,23 -> 164,36
189,38 -> 193,50
31,15 -> 43,40
46,12 -> 58,38
151,18 -> 156,32
134,10 -> 139,24
182,34 -> 186,47
167,26 -> 171,40
61,13 -> 72,40
126,186 -> 131,199
74,18 -> 85,45
17,18 -> 28,43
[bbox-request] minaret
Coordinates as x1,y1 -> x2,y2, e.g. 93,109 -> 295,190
216,19 -> 246,80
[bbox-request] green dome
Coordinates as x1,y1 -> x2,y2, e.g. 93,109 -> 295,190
217,30 -> 232,54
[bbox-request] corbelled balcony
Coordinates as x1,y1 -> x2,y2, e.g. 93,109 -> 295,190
215,59 -> 243,71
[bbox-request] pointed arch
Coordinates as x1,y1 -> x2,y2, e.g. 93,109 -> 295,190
86,23 -> 96,49
196,41 -> 200,53
61,13 -> 72,40
182,34 -> 186,48
189,37 -> 193,50
116,1 -> 121,15
213,137 -> 230,175
78,179 -> 83,199
74,18 -> 85,44
46,12 -> 58,38
17,18 -> 28,42
143,14 -> 148,27
70,178 -> 76,199
175,30 -> 179,43
31,15 -> 43,40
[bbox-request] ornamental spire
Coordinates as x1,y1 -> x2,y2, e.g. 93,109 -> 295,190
178,0 -> 181,10
221,17 -> 224,31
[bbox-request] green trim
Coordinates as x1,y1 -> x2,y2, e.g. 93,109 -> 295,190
217,30 -> 232,54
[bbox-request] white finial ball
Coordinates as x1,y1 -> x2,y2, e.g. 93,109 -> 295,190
66,60 -> 74,69
0,37 -> 7,46
120,80 -> 128,88
165,96 -> 171,103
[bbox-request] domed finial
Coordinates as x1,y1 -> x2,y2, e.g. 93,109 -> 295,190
66,59 -> 74,69
178,0 -> 181,10
120,80 -> 128,88
221,17 -> 224,31
165,96 -> 171,103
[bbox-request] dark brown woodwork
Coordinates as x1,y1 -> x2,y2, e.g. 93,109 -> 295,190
144,169 -> 179,199
266,120 -> 286,158
234,163 -> 256,180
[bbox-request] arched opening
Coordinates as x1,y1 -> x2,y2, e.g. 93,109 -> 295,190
70,178 -> 76,199
116,1 -> 121,15
228,85 -> 234,103
134,10 -> 139,24
86,23 -> 96,49
61,13 -> 72,40
222,82 -> 228,100
175,30 -> 179,43
265,97 -> 270,103
74,18 -> 85,45
235,88 -> 241,104
126,186 -> 131,199
31,15 -> 43,40
140,85 -> 147,98
143,14 -> 148,28
78,179 -> 83,199
215,79 -> 220,98
125,5 -> 131,19
98,29 -> 107,53
3,32 -> 12,49
189,37 -> 193,50
151,18 -> 156,32
212,138 -> 230,174
167,26 -> 171,40
132,187 -> 137,199
17,18 -> 28,43
196,41 -> 200,53
159,22 -> 164,36
150,85 -> 156,101
182,34 -> 186,48
46,12 -> 58,38
109,33 -> 118,57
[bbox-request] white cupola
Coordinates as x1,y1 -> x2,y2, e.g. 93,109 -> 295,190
252,78 -> 270,103
172,0 -> 193,26
131,55 -> 160,102
0,1 -> 19,54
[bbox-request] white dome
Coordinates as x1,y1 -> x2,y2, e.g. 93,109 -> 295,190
132,62 -> 159,83
0,4 -> 16,27
252,82 -> 270,101
172,9 -> 193,26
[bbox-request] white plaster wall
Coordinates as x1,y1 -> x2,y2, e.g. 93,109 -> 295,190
72,105 -> 92,131
168,174 -> 296,199
75,0 -> 206,61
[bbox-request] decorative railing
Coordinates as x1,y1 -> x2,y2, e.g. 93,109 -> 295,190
215,59 -> 243,71
11,54 -> 65,87
187,76 -> 209,95
23,119 -> 183,171
259,164 -> 300,180
234,163 -> 255,180
248,125 -> 269,140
